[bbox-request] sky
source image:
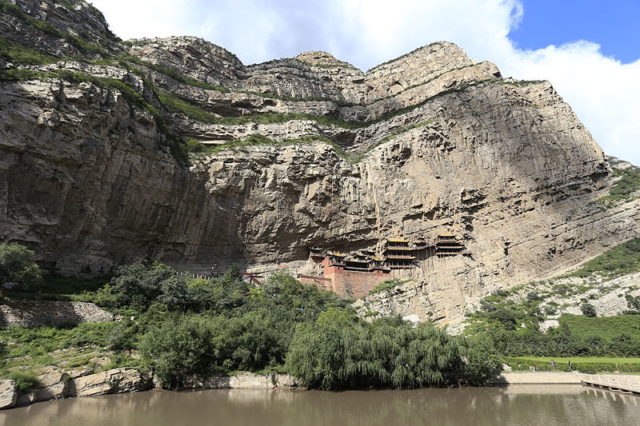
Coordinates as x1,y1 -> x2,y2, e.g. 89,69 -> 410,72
90,0 -> 640,165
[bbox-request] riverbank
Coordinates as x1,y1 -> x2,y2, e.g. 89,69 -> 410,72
2,369 -> 640,411
0,369 -> 299,410
1,383 -> 640,426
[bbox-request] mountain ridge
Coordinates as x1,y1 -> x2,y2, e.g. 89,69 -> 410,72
0,0 -> 638,327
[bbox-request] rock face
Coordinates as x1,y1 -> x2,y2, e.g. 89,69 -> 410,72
70,368 -> 152,397
0,380 -> 17,409
0,0 -> 638,326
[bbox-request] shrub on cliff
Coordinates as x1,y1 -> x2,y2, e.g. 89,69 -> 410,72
0,243 -> 42,289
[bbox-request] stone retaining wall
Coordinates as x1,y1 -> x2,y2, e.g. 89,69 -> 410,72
0,300 -> 115,327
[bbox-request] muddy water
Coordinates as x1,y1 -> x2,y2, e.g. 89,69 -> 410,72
1,385 -> 639,426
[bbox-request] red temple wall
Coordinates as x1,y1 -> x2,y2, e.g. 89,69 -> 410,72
299,258 -> 391,298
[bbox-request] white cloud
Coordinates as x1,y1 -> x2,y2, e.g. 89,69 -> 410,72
90,0 -> 639,165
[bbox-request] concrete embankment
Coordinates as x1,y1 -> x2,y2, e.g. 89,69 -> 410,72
576,373 -> 640,394
500,372 -> 640,394
499,372 -> 583,384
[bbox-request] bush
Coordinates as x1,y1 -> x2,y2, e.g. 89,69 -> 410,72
107,319 -> 142,351
140,315 -> 219,388
0,243 -> 42,288
8,371 -> 40,393
526,291 -> 541,301
140,312 -> 282,388
369,279 -> 406,295
626,295 -> 640,314
285,309 -> 501,390
109,262 -> 184,309
580,303 -> 597,318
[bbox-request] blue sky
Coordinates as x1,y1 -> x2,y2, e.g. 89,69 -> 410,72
91,0 -> 640,165
510,0 -> 639,63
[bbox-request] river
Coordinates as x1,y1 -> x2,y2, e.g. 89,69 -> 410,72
1,385 -> 639,426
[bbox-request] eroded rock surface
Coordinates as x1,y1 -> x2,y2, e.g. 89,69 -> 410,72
1,0 -> 638,327
71,368 -> 152,397
0,380 -> 17,409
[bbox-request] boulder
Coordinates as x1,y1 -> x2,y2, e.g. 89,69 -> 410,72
0,380 -> 17,409
71,368 -> 152,397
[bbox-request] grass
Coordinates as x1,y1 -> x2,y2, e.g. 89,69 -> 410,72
0,323 -> 116,357
157,89 -> 218,123
0,68 -> 158,115
0,321 -> 148,378
559,314 -> 640,343
242,90 -> 356,106
0,0 -> 106,56
0,36 -> 58,65
566,238 -> 640,279
7,370 -> 40,393
188,134 -> 349,159
156,88 -> 366,129
122,55 -> 230,92
0,67 -> 193,165
597,166 -> 640,205
506,356 -> 640,373
0,322 -> 120,378
156,77 -> 505,134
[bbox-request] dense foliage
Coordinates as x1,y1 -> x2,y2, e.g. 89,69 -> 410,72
467,292 -> 640,358
465,236 -> 640,361
29,262 -> 498,389
0,243 -> 42,289
286,310 -> 500,390
0,253 -> 504,389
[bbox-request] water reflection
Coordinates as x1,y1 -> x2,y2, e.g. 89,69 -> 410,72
1,386 -> 638,426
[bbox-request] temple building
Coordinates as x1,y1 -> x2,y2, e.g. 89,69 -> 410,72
297,234 -> 469,298
435,234 -> 466,257
383,238 -> 417,269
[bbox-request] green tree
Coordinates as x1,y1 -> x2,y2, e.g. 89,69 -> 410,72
0,243 -> 42,288
139,315 -> 219,388
286,310 -> 501,390
109,261 -> 185,309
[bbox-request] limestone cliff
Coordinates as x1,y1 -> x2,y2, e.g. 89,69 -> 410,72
1,0 -> 638,327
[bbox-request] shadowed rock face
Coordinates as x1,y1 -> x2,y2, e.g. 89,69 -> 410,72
0,0 -> 638,325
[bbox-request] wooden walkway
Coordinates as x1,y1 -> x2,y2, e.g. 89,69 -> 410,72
577,373 -> 640,394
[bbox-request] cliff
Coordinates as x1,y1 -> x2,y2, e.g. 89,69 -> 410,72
1,0 -> 638,326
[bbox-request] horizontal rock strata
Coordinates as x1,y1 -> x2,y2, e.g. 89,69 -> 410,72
0,0 -> 638,326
